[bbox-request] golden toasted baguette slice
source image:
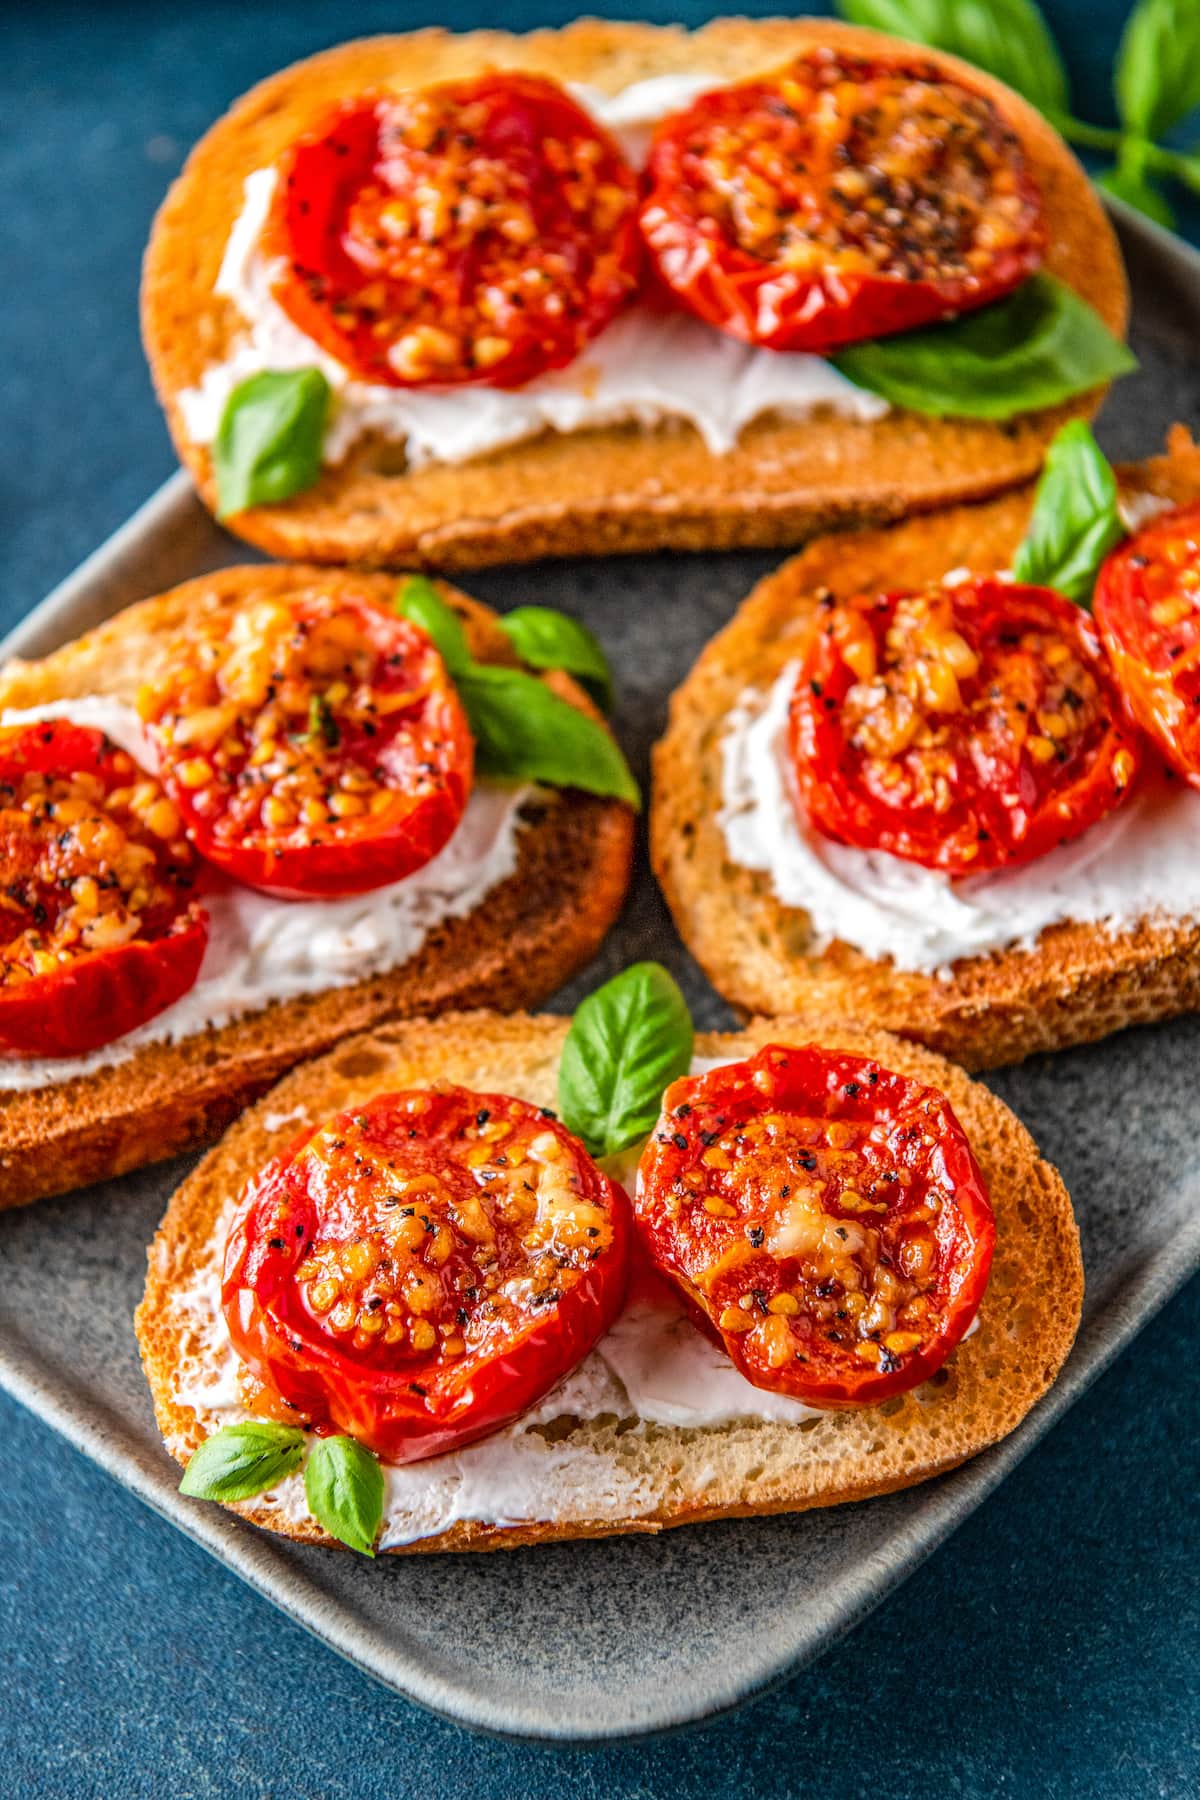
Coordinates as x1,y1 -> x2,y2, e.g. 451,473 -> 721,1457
0,567 -> 634,1210
142,17 -> 1127,570
652,428 -> 1200,1071
136,1008 -> 1081,1553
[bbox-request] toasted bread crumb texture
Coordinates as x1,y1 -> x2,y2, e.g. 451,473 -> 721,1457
142,18 -> 1128,569
136,1010 -> 1082,1552
0,566 -> 634,1210
652,429 -> 1200,1071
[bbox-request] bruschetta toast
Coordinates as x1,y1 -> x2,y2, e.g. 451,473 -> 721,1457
142,18 -> 1129,570
136,992 -> 1082,1553
0,566 -> 634,1209
653,427 -> 1200,1069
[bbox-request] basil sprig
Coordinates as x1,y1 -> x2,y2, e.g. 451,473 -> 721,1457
558,963 -> 694,1160
498,607 -> 613,713
1011,421 -> 1127,605
836,0 -> 1200,228
833,276 -> 1135,421
214,369 -> 330,519
179,1421 -> 307,1504
180,1421 -> 384,1554
304,1435 -> 386,1556
396,578 -> 638,808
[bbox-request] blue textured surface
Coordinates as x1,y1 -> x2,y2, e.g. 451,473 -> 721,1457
2,3 -> 1198,1793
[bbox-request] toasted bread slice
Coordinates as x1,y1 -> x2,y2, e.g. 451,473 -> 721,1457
136,1008 -> 1081,1553
652,428 -> 1200,1071
0,566 -> 634,1209
142,17 -> 1127,570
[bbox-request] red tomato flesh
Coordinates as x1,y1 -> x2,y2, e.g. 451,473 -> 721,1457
640,49 -> 1045,354
140,586 -> 473,900
1094,500 -> 1200,786
264,72 -> 641,389
635,1043 -> 994,1407
222,1086 -> 631,1464
0,721 -> 207,1057
789,575 -> 1141,876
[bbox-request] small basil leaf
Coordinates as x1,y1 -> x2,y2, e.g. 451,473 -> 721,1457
456,665 -> 640,808
558,962 -> 694,1159
304,1435 -> 384,1556
213,369 -> 330,519
179,1422 -> 307,1503
838,0 -> 1069,116
395,576 -> 472,675
1096,161 -> 1177,230
833,275 -> 1136,420
1011,420 -> 1126,605
1115,0 -> 1200,140
499,607 -> 614,712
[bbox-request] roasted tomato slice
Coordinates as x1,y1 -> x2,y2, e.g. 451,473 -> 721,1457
635,1043 -> 994,1406
222,1086 -> 631,1464
1094,500 -> 1200,786
789,575 -> 1141,876
0,721 -> 207,1058
263,72 -> 641,389
640,49 -> 1044,354
140,586 -> 473,900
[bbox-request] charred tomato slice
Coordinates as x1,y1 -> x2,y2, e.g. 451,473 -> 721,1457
635,1043 -> 994,1406
222,1085 -> 631,1464
640,49 -> 1044,354
788,575 -> 1141,875
1094,499 -> 1200,786
0,721 -> 207,1057
140,585 -> 473,900
264,72 -> 641,389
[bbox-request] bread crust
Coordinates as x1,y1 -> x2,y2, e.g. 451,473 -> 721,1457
135,1009 -> 1082,1552
142,17 -> 1128,570
0,566 -> 634,1209
652,428 -> 1200,1070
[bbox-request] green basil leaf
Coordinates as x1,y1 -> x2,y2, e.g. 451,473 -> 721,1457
558,962 -> 693,1159
499,607 -> 614,712
395,576 -> 472,675
1011,420 -> 1125,605
833,275 -> 1136,420
303,1435 -> 384,1556
213,369 -> 330,519
179,1422 -> 307,1503
1115,0 -> 1200,140
837,0 -> 1069,115
456,665 -> 640,807
1096,161 -> 1177,230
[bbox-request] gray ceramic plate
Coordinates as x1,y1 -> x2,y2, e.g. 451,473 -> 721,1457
2,202 -> 1198,1743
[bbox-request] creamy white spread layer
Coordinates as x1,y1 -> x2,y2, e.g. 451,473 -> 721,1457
719,661 -> 1200,974
176,74 -> 888,471
0,698 -> 530,1092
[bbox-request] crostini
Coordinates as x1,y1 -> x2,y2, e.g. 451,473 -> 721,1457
653,426 -> 1200,1069
0,567 -> 635,1208
136,966 -> 1082,1555
142,18 -> 1130,569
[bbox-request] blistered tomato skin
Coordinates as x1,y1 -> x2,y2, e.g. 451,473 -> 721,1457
264,74 -> 642,390
788,576 -> 1142,876
1095,500 -> 1200,786
640,49 -> 1044,355
140,589 -> 473,900
0,722 -> 208,1058
222,1086 -> 631,1464
634,1044 -> 995,1407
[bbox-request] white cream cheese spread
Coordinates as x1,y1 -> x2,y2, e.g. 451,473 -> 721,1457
0,698 -> 530,1092
176,75 -> 888,472
720,660 -> 1200,974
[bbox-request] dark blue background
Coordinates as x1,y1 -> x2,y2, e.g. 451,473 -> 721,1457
2,5 -> 1197,1794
